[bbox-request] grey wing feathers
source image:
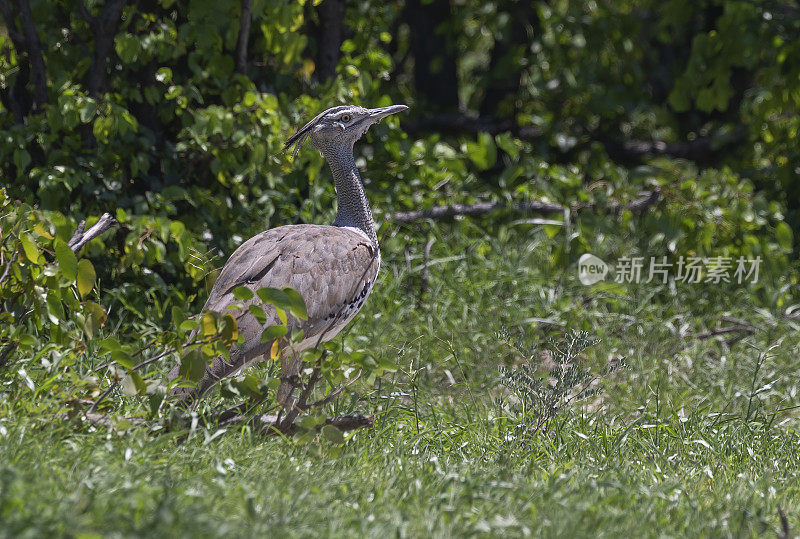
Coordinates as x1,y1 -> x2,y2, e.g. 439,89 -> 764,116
169,224 -> 380,399
205,224 -> 379,343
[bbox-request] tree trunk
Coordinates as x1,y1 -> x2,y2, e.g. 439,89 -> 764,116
405,0 -> 458,112
81,0 -> 127,98
480,1 -> 537,117
313,0 -> 346,82
235,0 -> 252,75
0,0 -> 49,119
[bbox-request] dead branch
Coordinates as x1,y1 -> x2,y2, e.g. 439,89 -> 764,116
0,251 -> 18,287
68,212 -> 117,252
59,410 -> 146,428
692,325 -> 756,341
60,404 -> 374,436
224,412 -> 375,436
392,200 -> 562,224
604,189 -> 662,215
391,189 -> 661,224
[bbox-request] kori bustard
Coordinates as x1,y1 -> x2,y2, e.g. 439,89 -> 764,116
168,104 -> 408,410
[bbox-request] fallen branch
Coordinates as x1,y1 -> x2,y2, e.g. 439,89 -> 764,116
392,200 -> 562,224
68,212 -> 117,252
223,412 -> 375,436
391,189 -> 661,224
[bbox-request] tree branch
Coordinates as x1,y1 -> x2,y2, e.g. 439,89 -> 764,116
223,412 -> 375,436
68,212 -> 117,252
390,189 -> 662,224
391,200 -> 563,224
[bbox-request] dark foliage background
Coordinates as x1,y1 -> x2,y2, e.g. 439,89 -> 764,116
3,0 -> 798,308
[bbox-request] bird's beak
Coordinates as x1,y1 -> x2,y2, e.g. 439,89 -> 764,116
368,104 -> 409,122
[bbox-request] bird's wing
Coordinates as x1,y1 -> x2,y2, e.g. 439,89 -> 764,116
169,224 -> 380,399
205,223 -> 380,351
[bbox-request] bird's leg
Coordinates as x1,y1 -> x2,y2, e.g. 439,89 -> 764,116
277,348 -> 323,431
276,348 -> 302,412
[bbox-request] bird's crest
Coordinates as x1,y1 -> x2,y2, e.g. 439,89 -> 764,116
283,105 -> 351,159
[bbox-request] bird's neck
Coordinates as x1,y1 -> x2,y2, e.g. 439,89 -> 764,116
324,146 -> 378,246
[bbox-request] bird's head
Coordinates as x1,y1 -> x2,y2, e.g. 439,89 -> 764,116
284,104 -> 408,158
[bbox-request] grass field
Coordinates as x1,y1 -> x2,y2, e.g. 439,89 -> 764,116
2,223 -> 799,537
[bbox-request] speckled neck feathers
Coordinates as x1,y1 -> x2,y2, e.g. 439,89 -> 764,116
322,145 -> 378,246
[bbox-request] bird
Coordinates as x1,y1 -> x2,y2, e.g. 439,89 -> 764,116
167,104 -> 408,416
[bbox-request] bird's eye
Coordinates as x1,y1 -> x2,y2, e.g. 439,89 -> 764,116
340,114 -> 351,123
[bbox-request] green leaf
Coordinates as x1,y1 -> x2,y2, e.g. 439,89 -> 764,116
261,324 -> 288,343
13,148 -> 31,172
179,319 -> 199,332
321,424 -> 344,444
283,287 -> 308,320
79,101 -> 97,123
200,312 -> 217,337
20,233 -> 40,265
171,306 -> 186,328
249,304 -> 266,324
121,372 -> 145,396
257,287 -> 290,309
776,222 -> 793,250
299,414 -> 325,429
54,239 -> 78,282
18,334 -> 37,347
99,336 -> 121,352
46,291 -> 65,324
464,133 -> 497,171
111,350 -> 135,369
232,374 -> 263,398
76,259 -> 96,297
83,301 -> 106,339
276,307 -> 287,325
233,286 -> 255,300
179,348 -> 207,382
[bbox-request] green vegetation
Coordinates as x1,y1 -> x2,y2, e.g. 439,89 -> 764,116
1,0 -> 799,536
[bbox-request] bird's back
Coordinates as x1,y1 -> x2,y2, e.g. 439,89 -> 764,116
169,224 -> 380,395
207,223 -> 380,344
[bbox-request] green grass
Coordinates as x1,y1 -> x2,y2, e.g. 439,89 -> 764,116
2,222 -> 800,537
